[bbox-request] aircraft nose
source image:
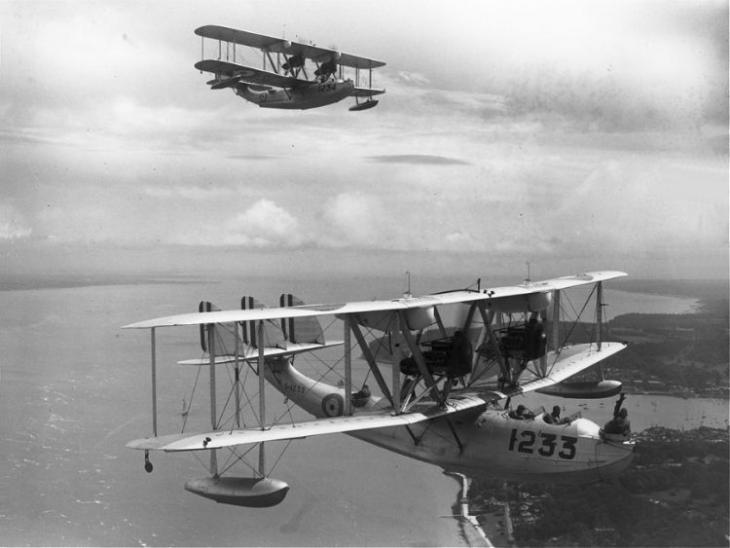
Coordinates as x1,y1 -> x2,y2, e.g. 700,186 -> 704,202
595,440 -> 634,478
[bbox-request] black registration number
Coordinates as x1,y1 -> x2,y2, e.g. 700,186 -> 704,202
508,428 -> 577,459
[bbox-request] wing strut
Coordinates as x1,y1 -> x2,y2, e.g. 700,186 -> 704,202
350,318 -> 395,407
344,317 -> 352,416
398,311 -> 445,406
234,324 -> 241,428
596,281 -> 603,351
151,328 -> 158,436
257,320 -> 266,475
207,324 -> 218,477
552,289 -> 561,353
145,327 -> 157,473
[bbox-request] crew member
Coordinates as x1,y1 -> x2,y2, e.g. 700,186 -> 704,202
604,393 -> 631,436
509,404 -> 534,420
543,405 -> 563,424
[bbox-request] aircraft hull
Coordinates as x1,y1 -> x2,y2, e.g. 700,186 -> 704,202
264,359 -> 634,484
235,79 -> 355,110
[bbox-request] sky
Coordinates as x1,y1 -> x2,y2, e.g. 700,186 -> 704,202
0,0 -> 728,282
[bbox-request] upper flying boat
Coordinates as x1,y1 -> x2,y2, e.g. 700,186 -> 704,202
124,272 -> 634,507
194,25 -> 385,111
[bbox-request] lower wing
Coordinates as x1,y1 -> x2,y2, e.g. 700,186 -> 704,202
195,59 -> 301,88
127,393 -> 486,452
351,87 -> 385,97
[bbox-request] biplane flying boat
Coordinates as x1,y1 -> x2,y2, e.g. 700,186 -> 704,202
194,25 -> 385,111
124,271 -> 634,507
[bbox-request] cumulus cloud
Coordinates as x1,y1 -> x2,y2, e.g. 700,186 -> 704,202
223,199 -> 304,247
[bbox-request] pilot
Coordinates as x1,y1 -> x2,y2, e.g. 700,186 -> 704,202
509,404 -> 534,420
543,405 -> 562,424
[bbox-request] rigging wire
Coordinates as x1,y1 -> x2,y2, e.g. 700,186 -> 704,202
181,365 -> 202,433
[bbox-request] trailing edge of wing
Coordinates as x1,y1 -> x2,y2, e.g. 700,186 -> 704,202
195,60 -> 301,88
127,394 -> 486,452
123,271 -> 626,329
489,342 -> 627,399
177,341 -> 344,366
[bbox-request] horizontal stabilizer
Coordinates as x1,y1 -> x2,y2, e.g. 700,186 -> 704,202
280,294 -> 325,344
178,341 -> 344,366
127,393 -> 486,452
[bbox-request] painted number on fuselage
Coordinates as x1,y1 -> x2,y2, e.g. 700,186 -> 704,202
508,429 -> 577,460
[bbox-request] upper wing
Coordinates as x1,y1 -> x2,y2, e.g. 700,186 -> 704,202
195,59 -> 301,88
123,271 -> 625,330
338,52 -> 386,69
195,25 -> 385,68
195,25 -> 292,52
127,393 -> 486,451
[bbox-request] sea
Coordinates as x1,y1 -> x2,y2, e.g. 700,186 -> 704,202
0,274 -> 725,546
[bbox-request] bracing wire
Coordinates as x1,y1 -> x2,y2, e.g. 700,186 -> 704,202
181,365 -> 202,433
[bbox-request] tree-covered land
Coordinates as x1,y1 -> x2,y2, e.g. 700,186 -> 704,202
497,427 -> 729,547
560,280 -> 729,397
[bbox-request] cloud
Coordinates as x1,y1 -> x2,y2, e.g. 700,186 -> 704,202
0,204 -> 32,240
396,71 -> 431,85
368,154 -> 470,166
222,199 -> 304,247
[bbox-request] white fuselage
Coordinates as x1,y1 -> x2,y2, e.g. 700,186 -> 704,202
235,79 -> 355,110
264,358 -> 634,483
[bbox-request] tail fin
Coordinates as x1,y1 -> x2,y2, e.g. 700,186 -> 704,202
241,296 -> 286,349
279,294 -> 325,344
199,301 -> 243,355
198,301 -> 220,352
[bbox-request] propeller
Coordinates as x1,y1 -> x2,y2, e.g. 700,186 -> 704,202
281,53 -> 304,74
314,47 -> 341,80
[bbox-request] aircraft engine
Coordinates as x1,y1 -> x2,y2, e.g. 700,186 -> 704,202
282,54 -> 304,72
315,57 -> 338,79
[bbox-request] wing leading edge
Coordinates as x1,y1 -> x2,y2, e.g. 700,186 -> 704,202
195,59 -> 301,88
123,271 -> 626,329
195,25 -> 385,69
127,393 -> 486,452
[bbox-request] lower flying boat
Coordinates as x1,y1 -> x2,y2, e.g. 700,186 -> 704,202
194,25 -> 385,111
124,271 -> 634,507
